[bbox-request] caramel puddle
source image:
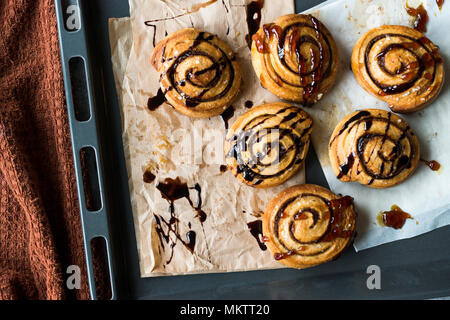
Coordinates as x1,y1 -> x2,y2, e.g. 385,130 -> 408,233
377,205 -> 413,229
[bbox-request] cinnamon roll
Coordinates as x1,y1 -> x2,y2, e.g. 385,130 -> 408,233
263,184 -> 356,269
352,25 -> 444,113
329,109 -> 420,188
251,14 -> 339,106
224,102 -> 313,188
151,28 -> 242,118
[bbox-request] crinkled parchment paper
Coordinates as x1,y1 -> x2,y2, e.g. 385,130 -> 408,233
110,0 -> 298,278
304,0 -> 450,251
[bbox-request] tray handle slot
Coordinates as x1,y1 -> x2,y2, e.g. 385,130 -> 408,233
55,0 -> 117,300
69,57 -> 91,122
80,147 -> 102,212
89,237 -> 113,300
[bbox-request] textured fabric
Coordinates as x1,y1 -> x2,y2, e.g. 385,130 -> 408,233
0,0 -> 94,300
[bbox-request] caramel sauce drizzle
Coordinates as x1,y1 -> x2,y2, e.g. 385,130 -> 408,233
421,158 -> 441,171
252,33 -> 269,53
274,251 -> 295,261
365,32 -> 442,97
378,205 -> 413,230
252,15 -> 332,106
273,194 -> 354,261
406,3 -> 429,33
321,196 -> 355,242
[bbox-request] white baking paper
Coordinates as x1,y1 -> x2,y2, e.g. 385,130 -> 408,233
304,0 -> 450,251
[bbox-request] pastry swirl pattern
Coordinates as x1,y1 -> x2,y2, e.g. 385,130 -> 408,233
329,109 -> 420,189
224,102 -> 313,188
263,184 -> 356,269
352,25 -> 444,113
251,14 -> 339,106
151,28 -> 242,118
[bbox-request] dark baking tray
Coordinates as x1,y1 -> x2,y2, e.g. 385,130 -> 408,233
55,0 -> 450,300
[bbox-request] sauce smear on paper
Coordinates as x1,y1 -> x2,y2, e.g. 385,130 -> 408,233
247,220 -> 267,251
405,3 -> 429,33
436,0 -> 444,10
147,88 -> 167,111
220,105 -> 235,130
421,159 -> 441,171
143,169 -> 156,184
245,100 -> 254,109
186,231 -> 197,252
377,205 -> 413,229
245,0 -> 265,49
154,178 -> 210,265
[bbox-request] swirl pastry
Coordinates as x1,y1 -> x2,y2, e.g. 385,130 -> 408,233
151,28 -> 242,118
224,102 -> 313,188
352,25 -> 444,113
251,14 -> 339,106
329,109 -> 420,188
263,184 -> 356,269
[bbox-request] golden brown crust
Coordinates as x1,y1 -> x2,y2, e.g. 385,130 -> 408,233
329,109 -> 420,189
150,28 -> 242,118
351,25 -> 445,113
263,184 -> 356,269
224,102 -> 313,188
251,14 -> 339,106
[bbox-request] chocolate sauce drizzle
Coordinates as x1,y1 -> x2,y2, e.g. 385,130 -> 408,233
186,230 -> 197,252
158,30 -> 237,109
225,106 -> 312,185
245,100 -> 254,109
144,0 -> 219,28
364,32 -> 442,96
245,0 -> 265,49
331,111 -> 416,183
220,105 -> 235,130
145,23 -> 158,47
147,88 -> 167,111
337,153 -> 355,179
153,178 -> 210,266
272,194 -> 355,261
254,15 -> 333,106
247,220 -> 267,251
143,169 -> 156,184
